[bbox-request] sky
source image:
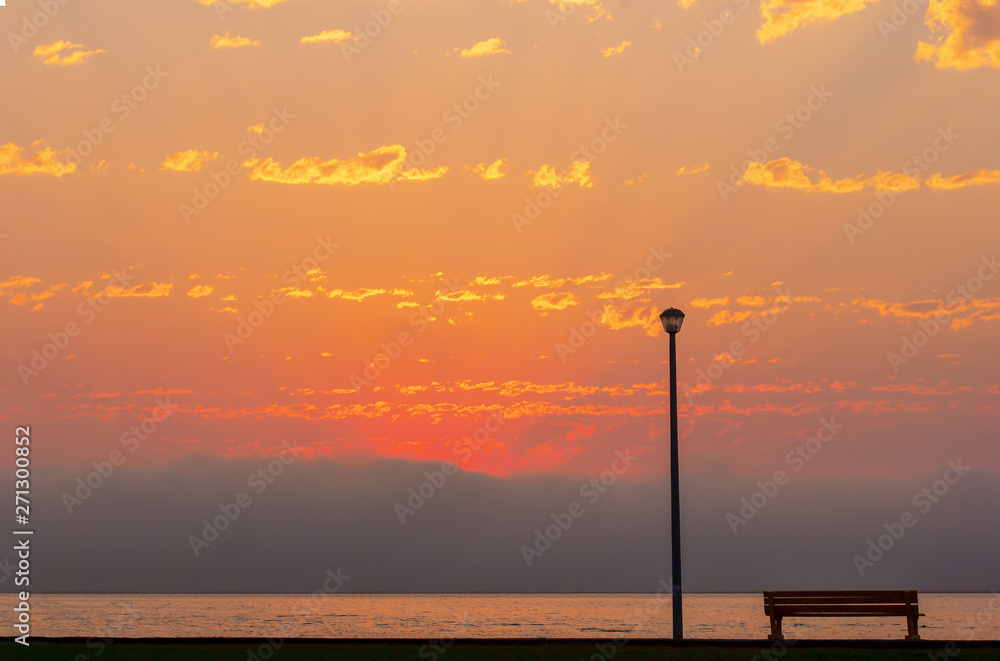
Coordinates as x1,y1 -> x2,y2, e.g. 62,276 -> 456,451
1,0 -> 999,593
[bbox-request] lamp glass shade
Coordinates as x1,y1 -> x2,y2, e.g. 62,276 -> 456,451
659,308 -> 685,334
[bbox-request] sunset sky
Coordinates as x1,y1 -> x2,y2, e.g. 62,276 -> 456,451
2,0 -> 999,592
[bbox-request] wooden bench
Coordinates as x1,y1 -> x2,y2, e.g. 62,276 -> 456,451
763,590 -> 921,640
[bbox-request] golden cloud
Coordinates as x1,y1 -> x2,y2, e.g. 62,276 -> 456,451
243,145 -> 448,186
33,40 -> 105,66
598,279 -> 685,300
743,158 -> 920,193
925,169 -> 1000,189
677,163 -> 711,175
916,0 -> 1000,70
162,150 -> 220,173
707,310 -> 756,325
468,159 -> 510,180
528,161 -> 594,189
301,30 -> 353,44
210,33 -> 261,49
98,282 -> 173,298
690,297 -> 730,309
460,38 -> 511,58
757,0 -> 879,42
548,0 -> 611,22
601,41 -> 632,58
514,274 -> 613,288
530,292 -> 580,313
600,302 -> 661,337
0,141 -> 76,177
187,285 -> 215,298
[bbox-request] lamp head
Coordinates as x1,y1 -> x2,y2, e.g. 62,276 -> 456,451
659,308 -> 685,334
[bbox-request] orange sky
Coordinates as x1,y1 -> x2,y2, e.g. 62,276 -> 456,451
2,0 -> 999,483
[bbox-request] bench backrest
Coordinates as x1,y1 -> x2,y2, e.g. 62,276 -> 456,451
763,590 -> 919,616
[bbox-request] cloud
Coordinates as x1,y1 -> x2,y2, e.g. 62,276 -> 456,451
0,141 -> 76,177
301,30 -> 353,44
707,310 -> 756,325
600,302 -> 661,336
743,158 -> 920,193
33,40 -> 105,66
690,297 -> 730,309
677,0 -> 698,9
98,282 -> 174,298
925,169 -> 1000,189
916,0 -> 1000,70
161,150 -> 220,173
598,279 -> 685,301
756,0 -> 880,43
677,163 -> 711,175
530,292 -> 580,313
513,274 -> 612,288
187,286 -> 215,298
601,41 -> 632,58
528,162 -> 594,189
548,0 -> 611,22
459,38 -> 510,58
622,172 -> 649,187
467,159 -> 509,180
243,146 -> 448,186
210,33 -> 261,49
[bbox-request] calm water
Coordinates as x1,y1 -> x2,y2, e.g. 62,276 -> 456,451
5,593 -> 998,639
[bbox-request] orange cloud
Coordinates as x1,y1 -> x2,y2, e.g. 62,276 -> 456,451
531,292 -> 580,313
743,158 -> 920,193
707,310 -> 756,325
162,150 -> 220,172
677,163 -> 710,175
601,41 -> 632,58
301,30 -> 353,44
600,302 -> 661,336
460,38 -> 510,58
690,296 -> 729,309
33,40 -> 105,66
244,145 -> 448,186
187,285 -> 215,298
468,159 -> 509,180
925,169 -> 1000,189
99,282 -> 173,298
210,33 -> 260,49
548,0 -> 611,22
917,0 -> 1000,70
0,141 -> 76,177
598,279 -> 685,300
514,274 -> 612,288
528,162 -> 594,189
757,0 -> 879,43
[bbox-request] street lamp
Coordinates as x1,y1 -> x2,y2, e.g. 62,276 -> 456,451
659,307 -> 685,641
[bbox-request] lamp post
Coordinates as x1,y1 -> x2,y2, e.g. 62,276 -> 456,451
659,307 -> 685,641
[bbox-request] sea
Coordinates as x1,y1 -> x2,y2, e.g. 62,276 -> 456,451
4,593 -> 998,640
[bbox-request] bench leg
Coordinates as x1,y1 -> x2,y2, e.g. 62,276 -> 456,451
768,617 -> 783,640
906,614 -> 920,640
